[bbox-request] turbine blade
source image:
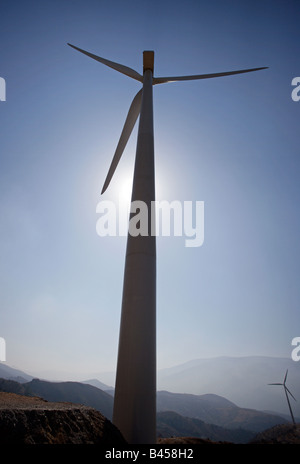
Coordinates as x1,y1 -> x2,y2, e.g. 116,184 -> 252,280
153,67 -> 268,85
268,383 -> 283,385
68,43 -> 143,83
101,89 -> 143,194
285,386 -> 297,402
284,369 -> 288,385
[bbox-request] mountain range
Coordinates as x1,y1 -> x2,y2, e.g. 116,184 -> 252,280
157,356 -> 300,414
0,360 -> 296,443
2,356 -> 300,415
156,390 -> 289,432
156,411 -> 254,443
0,377 -> 114,420
40,355 -> 298,415
5,355 -> 298,415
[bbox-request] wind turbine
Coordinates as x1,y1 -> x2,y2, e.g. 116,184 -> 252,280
68,43 -> 267,444
269,369 -> 297,425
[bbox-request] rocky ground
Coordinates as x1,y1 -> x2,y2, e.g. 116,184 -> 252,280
250,423 -> 300,444
0,392 -> 126,444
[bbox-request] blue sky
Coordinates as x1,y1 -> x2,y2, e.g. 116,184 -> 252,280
0,0 -> 299,380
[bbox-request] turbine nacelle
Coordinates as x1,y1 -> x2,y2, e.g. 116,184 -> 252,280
143,51 -> 154,74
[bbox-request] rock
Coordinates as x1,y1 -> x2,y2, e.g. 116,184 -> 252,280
250,423 -> 300,444
0,392 -> 126,444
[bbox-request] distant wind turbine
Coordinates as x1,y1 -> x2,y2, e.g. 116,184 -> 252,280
269,369 -> 297,425
68,43 -> 268,444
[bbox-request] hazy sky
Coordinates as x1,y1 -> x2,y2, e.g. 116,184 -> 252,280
1,0 -> 299,380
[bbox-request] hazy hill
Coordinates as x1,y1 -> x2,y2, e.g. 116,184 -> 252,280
158,356 -> 300,414
157,390 -> 287,432
0,378 -> 32,396
27,378 -> 114,420
82,378 -> 112,391
0,363 -> 33,383
157,411 -> 254,443
0,367 -> 114,420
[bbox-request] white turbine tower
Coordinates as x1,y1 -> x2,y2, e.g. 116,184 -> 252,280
269,369 -> 297,425
68,43 -> 267,444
